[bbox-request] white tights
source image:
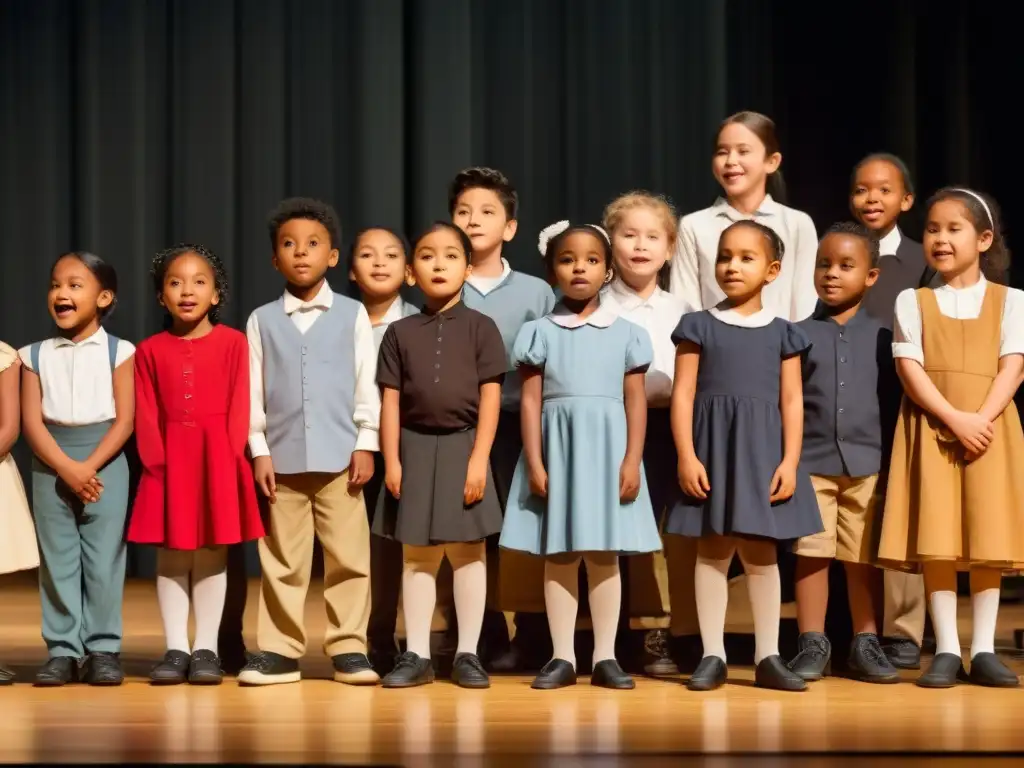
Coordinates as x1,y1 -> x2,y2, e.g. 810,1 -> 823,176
156,547 -> 228,655
543,552 -> 621,670
924,561 -> 1002,659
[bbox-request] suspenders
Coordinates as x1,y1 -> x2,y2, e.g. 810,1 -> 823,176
30,333 -> 120,374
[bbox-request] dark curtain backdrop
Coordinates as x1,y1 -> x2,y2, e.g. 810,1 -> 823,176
0,0 -> 1015,576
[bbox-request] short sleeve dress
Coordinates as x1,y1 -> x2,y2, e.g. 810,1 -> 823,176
664,310 -> 823,541
499,313 -> 663,556
0,342 -> 39,574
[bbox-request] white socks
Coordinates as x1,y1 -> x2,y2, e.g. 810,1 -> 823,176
448,543 -> 487,656
694,554 -> 730,662
586,555 -> 621,665
544,558 -> 580,668
928,590 -> 960,657
969,588 -> 1000,658
156,547 -> 228,655
543,554 -> 622,669
739,552 -> 781,665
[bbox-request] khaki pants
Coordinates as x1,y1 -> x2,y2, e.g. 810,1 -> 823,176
883,570 -> 926,646
257,471 -> 371,658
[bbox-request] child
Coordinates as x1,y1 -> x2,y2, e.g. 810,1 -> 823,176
600,191 -> 702,676
0,340 -> 39,683
788,223 -> 900,684
20,252 -> 135,686
879,187 -> 1024,689
374,222 -> 506,689
238,198 -> 381,686
850,152 -> 938,669
348,226 -> 418,672
128,244 -> 265,685
668,221 -> 822,692
669,111 -> 819,322
452,167 -> 557,670
500,221 -> 662,691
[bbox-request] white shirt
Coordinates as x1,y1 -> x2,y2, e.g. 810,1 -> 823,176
246,281 -> 380,458
465,258 -> 512,296
878,226 -> 902,256
892,277 -> 1024,365
547,298 -> 619,329
668,195 -> 819,322
18,327 -> 135,426
601,280 -> 694,406
707,302 -> 777,328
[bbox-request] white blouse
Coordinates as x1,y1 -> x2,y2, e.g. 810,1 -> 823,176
892,277 -> 1024,365
19,327 -> 135,426
668,195 -> 819,322
601,280 -> 693,406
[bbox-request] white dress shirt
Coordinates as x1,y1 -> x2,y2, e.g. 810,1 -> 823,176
892,276 -> 1024,365
465,258 -> 512,296
246,281 -> 380,458
18,327 -> 135,426
601,280 -> 694,406
372,295 -> 418,352
878,226 -> 902,256
668,195 -> 819,322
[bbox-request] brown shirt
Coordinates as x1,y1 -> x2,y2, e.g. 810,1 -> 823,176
377,302 -> 506,431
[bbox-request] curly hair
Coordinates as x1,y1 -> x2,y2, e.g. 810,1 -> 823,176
151,243 -> 229,323
447,167 -> 518,220
53,251 -> 119,318
267,197 -> 342,249
602,190 -> 679,245
719,220 -> 786,262
822,221 -> 881,267
926,187 -> 1011,284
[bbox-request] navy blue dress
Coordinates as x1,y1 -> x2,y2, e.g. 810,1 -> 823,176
665,311 -> 824,542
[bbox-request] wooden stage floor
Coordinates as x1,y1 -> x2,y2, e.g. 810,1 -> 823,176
1,575 -> 1023,765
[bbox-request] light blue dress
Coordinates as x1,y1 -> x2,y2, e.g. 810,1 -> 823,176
499,312 -> 663,556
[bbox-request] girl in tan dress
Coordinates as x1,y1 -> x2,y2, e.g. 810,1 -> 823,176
879,188 -> 1024,689
0,341 -> 41,683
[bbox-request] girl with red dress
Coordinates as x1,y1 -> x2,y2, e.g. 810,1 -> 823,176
129,244 -> 264,685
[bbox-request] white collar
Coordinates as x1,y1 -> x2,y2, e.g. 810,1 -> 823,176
709,301 -> 776,328
935,274 -> 988,295
548,298 -> 618,329
878,226 -> 902,257
54,326 -> 107,348
466,258 -> 512,290
283,281 -> 333,314
377,295 -> 409,325
713,194 -> 781,222
603,279 -> 667,310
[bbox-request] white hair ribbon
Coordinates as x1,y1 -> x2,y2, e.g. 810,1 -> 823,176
951,188 -> 994,228
537,221 -> 610,256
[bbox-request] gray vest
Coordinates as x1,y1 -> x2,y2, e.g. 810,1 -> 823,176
256,294 -> 359,474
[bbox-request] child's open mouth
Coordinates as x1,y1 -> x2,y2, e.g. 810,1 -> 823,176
53,303 -> 75,317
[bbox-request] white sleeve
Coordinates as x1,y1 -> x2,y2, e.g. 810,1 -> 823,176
999,287 -> 1024,358
17,345 -> 33,371
246,312 -> 271,459
891,289 -> 924,364
351,305 -> 382,452
669,216 -> 704,310
114,339 -> 136,367
789,211 -> 819,322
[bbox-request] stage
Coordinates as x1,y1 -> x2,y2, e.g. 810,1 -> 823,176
0,575 -> 1022,765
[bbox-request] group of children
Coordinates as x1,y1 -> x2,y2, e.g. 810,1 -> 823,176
0,110 -> 1020,695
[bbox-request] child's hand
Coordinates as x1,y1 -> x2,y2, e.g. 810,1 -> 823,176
678,456 -> 710,500
528,464 -> 548,498
253,456 -> 277,504
946,410 -> 994,456
464,453 -> 488,505
75,479 -> 104,505
385,462 -> 403,499
60,461 -> 103,503
348,450 -> 374,491
619,459 -> 641,503
769,461 -> 796,503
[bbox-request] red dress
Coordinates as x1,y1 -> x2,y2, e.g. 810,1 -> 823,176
128,325 -> 264,550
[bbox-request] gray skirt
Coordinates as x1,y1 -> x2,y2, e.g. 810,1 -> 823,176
372,426 -> 504,547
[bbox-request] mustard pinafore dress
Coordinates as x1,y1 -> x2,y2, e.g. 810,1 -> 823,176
878,284 -> 1024,570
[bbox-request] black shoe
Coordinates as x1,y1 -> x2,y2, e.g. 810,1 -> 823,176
788,632 -> 831,682
189,650 -> 224,685
332,653 -> 381,685
847,633 -> 901,684
0,662 -> 14,685
687,656 -> 727,691
755,655 -> 807,691
916,652 -> 967,688
237,651 -> 301,686
150,650 -> 190,685
83,652 -> 124,686
488,645 -> 524,673
882,637 -> 922,670
591,659 -> 635,690
451,652 -> 490,689
35,656 -> 78,687
968,652 -> 1020,688
669,634 -> 704,676
368,648 -> 397,677
218,636 -> 249,677
642,630 -> 679,677
531,658 -> 577,690
382,651 -> 434,688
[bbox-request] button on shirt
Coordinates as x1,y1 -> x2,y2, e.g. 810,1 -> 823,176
19,327 -> 135,426
798,307 -> 893,477
377,302 -> 507,430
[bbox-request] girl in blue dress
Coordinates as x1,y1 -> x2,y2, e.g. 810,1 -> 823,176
500,221 -> 662,691
668,220 -> 822,693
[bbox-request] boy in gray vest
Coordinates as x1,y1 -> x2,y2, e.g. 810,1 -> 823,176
238,198 -> 381,686
452,167 -> 557,670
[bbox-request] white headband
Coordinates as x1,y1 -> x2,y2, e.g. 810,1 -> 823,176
951,188 -> 994,228
537,220 -> 610,256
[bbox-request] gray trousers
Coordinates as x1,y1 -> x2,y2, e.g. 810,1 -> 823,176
32,422 -> 129,658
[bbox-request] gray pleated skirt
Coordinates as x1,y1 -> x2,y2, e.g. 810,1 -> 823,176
372,426 -> 504,546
